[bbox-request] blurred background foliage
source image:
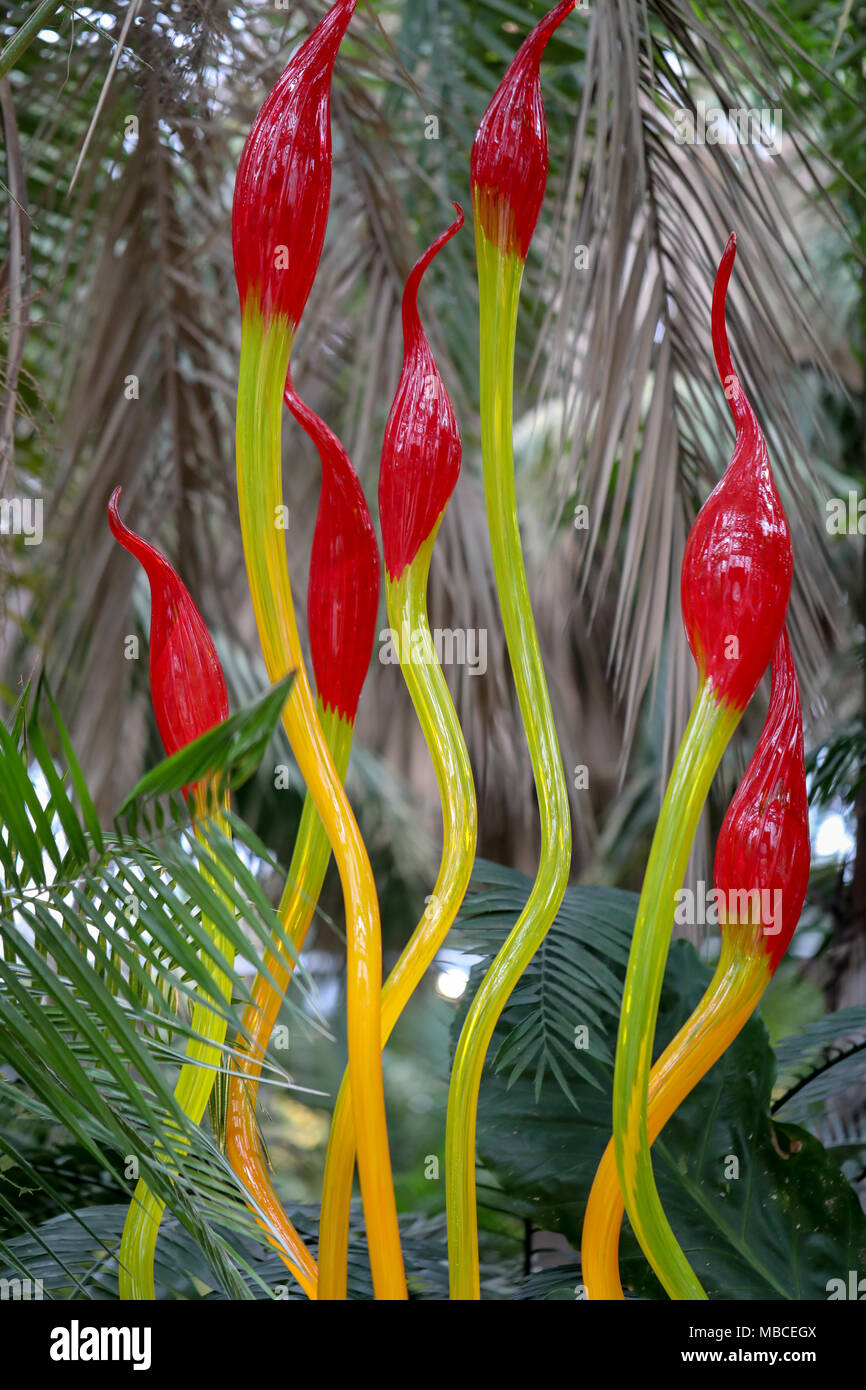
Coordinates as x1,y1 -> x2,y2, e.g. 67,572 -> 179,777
1,0 -> 866,1281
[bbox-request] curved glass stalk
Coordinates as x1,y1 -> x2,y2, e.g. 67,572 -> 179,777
236,309 -> 405,1299
318,530 -> 477,1298
232,0 -> 404,1300
585,630 -> 809,1298
226,379 -> 378,1300
611,688 -> 736,1302
446,4 -> 576,1299
317,208 -> 475,1299
583,927 -> 769,1299
446,239 -> 571,1302
225,703 -> 349,1301
610,235 -> 793,1301
108,490 -> 236,1301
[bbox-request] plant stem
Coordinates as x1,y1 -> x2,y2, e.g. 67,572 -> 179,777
119,795 -> 233,1300
236,303 -> 405,1299
318,528 -> 477,1298
445,230 -> 571,1300
583,925 -> 769,1299
0,0 -> 63,80
612,683 -> 739,1300
225,701 -> 351,1301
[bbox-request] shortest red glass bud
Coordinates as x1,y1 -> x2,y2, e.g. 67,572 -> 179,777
470,0 -> 575,259
379,206 -> 464,582
108,489 -> 229,766
713,629 -> 810,973
284,377 -> 380,722
232,0 -> 356,324
681,234 -> 792,712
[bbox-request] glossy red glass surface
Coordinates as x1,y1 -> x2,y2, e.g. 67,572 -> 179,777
713,629 -> 810,972
284,377 -> 380,721
681,234 -> 792,712
232,0 -> 356,324
470,0 -> 575,259
108,489 -> 229,760
378,206 -> 464,582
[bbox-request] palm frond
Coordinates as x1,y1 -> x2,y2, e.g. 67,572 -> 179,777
0,679 -> 346,1284
453,861 -> 634,1104
772,1008 -> 866,1121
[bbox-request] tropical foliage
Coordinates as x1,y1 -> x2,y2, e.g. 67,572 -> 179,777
0,0 -> 865,1299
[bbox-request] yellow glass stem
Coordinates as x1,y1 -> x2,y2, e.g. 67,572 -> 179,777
317,527 -> 478,1299
225,701 -> 351,1301
236,302 -> 406,1300
612,682 -> 740,1300
119,791 -> 233,1300
445,227 -> 572,1300
582,925 -> 770,1299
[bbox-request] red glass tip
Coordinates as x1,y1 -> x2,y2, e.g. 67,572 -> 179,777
108,489 -> 229,767
470,0 -> 575,259
232,0 -> 356,324
379,206 -> 464,582
284,376 -> 380,721
681,234 -> 792,712
714,629 -> 810,972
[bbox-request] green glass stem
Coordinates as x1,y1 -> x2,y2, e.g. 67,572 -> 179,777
445,233 -> 572,1300
612,681 -> 739,1299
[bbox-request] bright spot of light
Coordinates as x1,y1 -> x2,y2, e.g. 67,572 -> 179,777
436,966 -> 468,1000
814,812 -> 855,861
